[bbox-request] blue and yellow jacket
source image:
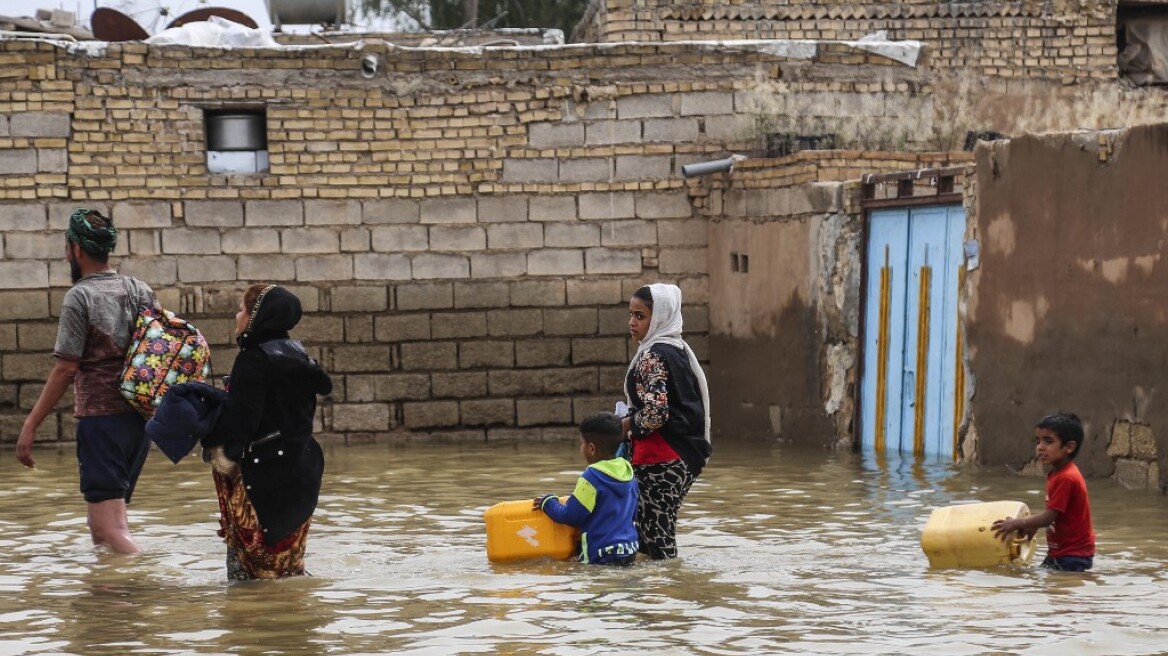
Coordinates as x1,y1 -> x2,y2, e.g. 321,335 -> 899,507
541,457 -> 639,564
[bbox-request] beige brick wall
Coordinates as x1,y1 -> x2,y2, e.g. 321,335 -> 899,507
575,0 -> 1119,81
6,39 -> 855,444
0,33 -> 1114,446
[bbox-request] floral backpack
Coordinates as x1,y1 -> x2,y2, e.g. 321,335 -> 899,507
118,277 -> 212,418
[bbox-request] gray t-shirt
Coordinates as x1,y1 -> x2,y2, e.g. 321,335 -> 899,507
54,271 -> 157,417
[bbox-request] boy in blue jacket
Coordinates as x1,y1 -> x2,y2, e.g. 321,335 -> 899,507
534,412 -> 639,565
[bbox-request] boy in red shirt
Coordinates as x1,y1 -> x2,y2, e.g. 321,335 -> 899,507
993,413 -> 1095,571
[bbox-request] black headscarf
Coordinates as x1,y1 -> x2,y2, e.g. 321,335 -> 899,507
237,286 -> 302,350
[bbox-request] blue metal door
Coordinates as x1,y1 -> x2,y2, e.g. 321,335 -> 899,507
861,206 -> 965,460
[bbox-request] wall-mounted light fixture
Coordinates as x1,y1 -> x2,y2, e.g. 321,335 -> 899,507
361,54 -> 379,78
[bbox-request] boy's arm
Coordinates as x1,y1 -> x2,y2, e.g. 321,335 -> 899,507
535,475 -> 596,528
992,509 -> 1059,541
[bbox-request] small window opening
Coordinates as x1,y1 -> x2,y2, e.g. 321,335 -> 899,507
1118,4 -> 1168,85
730,252 -> 749,274
204,108 -> 269,174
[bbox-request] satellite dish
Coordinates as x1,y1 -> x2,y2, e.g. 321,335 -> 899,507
166,7 -> 259,29
90,6 -> 150,41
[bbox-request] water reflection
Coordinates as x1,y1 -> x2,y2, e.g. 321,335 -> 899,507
0,440 -> 1166,654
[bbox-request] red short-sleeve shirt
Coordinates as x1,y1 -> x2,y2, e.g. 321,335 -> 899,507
1045,461 -> 1095,558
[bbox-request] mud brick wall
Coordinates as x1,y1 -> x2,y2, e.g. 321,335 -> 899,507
0,38 -> 919,445
576,0 -> 1119,81
968,124 -> 1168,488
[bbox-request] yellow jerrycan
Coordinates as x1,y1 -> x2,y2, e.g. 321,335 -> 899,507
483,498 -> 580,563
920,500 -> 1038,568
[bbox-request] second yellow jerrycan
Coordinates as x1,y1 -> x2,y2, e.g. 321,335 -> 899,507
920,500 -> 1038,569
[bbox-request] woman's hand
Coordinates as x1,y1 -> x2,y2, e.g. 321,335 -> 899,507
208,446 -> 239,476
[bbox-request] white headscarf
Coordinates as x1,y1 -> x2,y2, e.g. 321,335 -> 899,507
625,283 -> 711,446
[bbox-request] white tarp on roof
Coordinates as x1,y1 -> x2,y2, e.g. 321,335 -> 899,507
146,15 -> 278,47
692,31 -> 921,67
847,30 -> 921,67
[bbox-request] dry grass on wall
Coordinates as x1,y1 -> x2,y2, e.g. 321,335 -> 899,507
740,72 -> 933,153
932,72 -> 1168,146
742,69 -> 1168,156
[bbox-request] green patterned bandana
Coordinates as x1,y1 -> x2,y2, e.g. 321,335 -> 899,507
66,208 -> 117,255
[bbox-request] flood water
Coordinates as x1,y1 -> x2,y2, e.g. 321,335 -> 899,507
1,439 -> 1166,655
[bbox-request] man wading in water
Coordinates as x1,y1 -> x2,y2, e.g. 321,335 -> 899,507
17,209 -> 158,555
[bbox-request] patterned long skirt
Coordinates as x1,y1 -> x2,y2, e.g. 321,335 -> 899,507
212,466 -> 311,581
634,459 -> 696,560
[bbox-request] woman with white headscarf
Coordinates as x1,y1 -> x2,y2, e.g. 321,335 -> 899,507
622,283 -> 711,559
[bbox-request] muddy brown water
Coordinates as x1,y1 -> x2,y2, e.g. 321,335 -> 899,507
1,440 -> 1166,655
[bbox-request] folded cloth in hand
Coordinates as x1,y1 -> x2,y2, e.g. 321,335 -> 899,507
146,381 -> 229,464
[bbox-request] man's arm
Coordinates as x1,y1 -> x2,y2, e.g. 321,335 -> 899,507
17,358 -> 79,468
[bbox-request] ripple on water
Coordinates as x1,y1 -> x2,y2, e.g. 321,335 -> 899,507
0,442 -> 1166,654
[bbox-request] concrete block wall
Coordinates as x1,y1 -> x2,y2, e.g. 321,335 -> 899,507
574,0 -> 1119,81
6,39 -> 900,444
0,37 -> 996,446
0,193 -> 712,445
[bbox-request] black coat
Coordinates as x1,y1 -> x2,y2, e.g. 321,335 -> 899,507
205,288 -> 333,545
625,343 -> 711,476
